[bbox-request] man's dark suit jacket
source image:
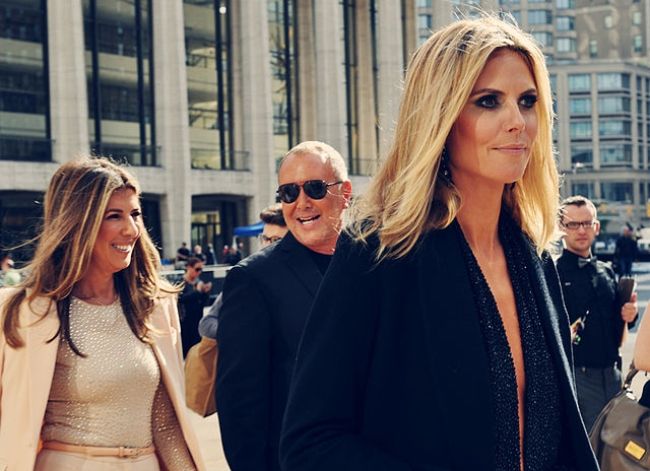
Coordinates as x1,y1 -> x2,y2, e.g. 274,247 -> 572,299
216,231 -> 323,471
280,224 -> 599,471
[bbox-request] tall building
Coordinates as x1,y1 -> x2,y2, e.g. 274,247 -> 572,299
418,0 -> 650,235
0,0 -> 416,261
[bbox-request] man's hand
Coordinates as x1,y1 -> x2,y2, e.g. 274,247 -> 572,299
621,291 -> 638,323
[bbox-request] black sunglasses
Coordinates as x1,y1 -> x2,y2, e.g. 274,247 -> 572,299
276,180 -> 343,204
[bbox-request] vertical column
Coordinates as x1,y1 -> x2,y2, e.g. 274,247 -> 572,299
237,0 -> 275,207
314,0 -> 347,154
297,0 -> 317,140
153,0 -> 192,257
376,0 -> 404,158
355,0 -> 378,173
47,0 -> 89,163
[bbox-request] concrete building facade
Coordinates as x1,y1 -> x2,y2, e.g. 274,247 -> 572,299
0,0 -> 416,261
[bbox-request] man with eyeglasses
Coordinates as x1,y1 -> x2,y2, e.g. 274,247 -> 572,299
216,141 -> 352,471
556,195 -> 638,430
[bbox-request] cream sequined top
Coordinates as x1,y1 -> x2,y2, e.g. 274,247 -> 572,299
41,297 -> 195,470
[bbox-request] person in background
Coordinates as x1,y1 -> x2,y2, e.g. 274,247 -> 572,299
556,196 -> 638,431
0,157 -> 204,470
280,17 -> 598,471
223,245 -> 242,266
199,203 -> 287,340
175,242 -> 191,269
205,243 -> 217,265
178,256 -> 211,357
216,141 -> 352,471
0,252 -> 19,287
614,224 -> 638,276
192,244 -> 206,263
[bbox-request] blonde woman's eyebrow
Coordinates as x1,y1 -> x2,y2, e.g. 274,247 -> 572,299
469,87 -> 537,97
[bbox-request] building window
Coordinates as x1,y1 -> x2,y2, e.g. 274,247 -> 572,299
634,35 -> 643,53
556,0 -> 574,9
633,11 -> 642,26
571,146 -> 593,166
600,182 -> 633,202
598,96 -> 630,114
597,73 -> 630,91
417,14 -> 432,29
570,121 -> 592,139
0,0 -> 51,162
556,16 -> 574,31
600,144 -> 632,165
528,10 -> 552,25
571,182 -> 594,198
569,98 -> 591,115
604,15 -> 613,28
416,0 -> 432,8
269,0 -> 299,162
569,74 -> 591,92
599,120 -> 631,137
589,39 -> 597,58
556,37 -> 576,53
532,31 -> 552,47
184,1 -> 236,170
84,0 -> 156,166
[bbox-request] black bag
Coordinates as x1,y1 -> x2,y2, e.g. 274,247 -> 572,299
589,367 -> 650,470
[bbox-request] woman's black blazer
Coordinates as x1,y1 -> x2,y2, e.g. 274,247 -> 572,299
280,224 -> 598,471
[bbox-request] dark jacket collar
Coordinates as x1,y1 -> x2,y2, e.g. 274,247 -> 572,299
277,231 -> 325,297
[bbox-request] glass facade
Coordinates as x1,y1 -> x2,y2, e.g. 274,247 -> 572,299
597,73 -> 630,91
184,0 -> 237,170
0,0 -> 50,162
568,74 -> 590,92
83,0 -> 156,166
571,182 -> 594,198
600,182 -> 633,202
569,97 -> 591,115
571,145 -> 593,166
598,96 -> 630,114
268,0 -> 299,163
599,120 -> 631,137
570,121 -> 592,139
528,10 -> 552,25
600,144 -> 632,166
0,190 -> 43,263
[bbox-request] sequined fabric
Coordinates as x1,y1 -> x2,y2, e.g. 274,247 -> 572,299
42,297 -> 160,447
456,215 -> 567,471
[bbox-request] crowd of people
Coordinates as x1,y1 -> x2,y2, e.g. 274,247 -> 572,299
1,14 -> 650,471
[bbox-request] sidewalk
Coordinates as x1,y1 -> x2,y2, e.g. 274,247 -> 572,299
187,411 -> 230,470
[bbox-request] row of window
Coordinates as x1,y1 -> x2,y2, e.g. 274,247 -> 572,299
570,182 -> 637,203
569,97 -> 631,115
569,121 -> 638,139
568,73 -> 631,93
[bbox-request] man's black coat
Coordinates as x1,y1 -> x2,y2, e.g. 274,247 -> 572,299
216,231 -> 323,471
280,225 -> 599,471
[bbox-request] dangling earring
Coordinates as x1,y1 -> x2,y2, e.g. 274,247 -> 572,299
438,147 -> 453,186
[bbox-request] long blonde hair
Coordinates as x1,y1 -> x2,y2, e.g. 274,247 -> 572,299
2,157 -> 175,352
350,16 -> 557,260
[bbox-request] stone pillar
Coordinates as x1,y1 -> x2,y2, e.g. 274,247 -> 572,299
153,0 -> 192,258
376,0 -> 405,159
313,0 -> 347,155
47,0 -> 89,163
297,0 -> 317,140
237,0 -> 275,209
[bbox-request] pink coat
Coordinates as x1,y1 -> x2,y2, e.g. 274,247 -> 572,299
0,288 -> 206,471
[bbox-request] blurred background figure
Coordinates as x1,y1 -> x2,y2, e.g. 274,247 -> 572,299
0,252 -> 19,287
193,244 -> 207,263
223,245 -> 241,266
205,243 -> 217,265
614,224 -> 638,276
179,256 -> 212,357
175,241 -> 191,269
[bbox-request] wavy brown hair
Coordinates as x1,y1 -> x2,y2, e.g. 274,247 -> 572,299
2,157 -> 176,353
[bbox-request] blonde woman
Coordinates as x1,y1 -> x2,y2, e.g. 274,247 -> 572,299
280,17 -> 598,471
0,158 -> 205,470
634,307 -> 650,371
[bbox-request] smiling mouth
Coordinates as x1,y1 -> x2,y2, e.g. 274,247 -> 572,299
297,215 -> 320,225
112,244 -> 133,253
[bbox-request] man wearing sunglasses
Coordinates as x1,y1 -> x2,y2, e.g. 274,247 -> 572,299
556,195 -> 638,430
216,141 -> 352,471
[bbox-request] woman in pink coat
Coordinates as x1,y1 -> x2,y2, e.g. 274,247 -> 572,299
0,158 -> 206,470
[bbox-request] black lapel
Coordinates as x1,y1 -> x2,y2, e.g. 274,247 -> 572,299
278,231 -> 323,297
416,224 -> 496,467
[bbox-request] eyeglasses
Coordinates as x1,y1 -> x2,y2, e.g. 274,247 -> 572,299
193,266 -> 203,272
562,220 -> 597,231
258,234 -> 283,244
276,180 -> 343,204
